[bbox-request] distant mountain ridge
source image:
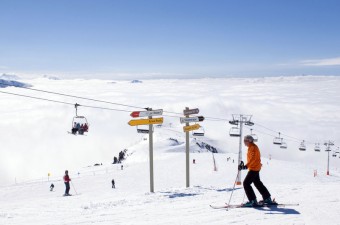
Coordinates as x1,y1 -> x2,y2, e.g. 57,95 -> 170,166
0,74 -> 32,88
0,73 -> 21,80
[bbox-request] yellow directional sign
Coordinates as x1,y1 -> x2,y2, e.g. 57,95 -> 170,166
128,117 -> 164,126
183,124 -> 200,132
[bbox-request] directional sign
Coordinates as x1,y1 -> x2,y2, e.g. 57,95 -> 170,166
137,129 -> 149,134
180,116 -> 205,124
183,108 -> 199,116
128,117 -> 164,126
130,109 -> 163,118
183,124 -> 200,132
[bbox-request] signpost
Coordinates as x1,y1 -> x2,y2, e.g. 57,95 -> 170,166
182,107 -> 204,188
128,108 -> 163,193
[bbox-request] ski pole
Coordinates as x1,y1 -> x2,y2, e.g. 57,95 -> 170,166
226,171 -> 240,208
71,181 -> 78,195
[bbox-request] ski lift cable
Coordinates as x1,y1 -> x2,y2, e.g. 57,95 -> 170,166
0,83 -> 335,145
254,122 -> 305,142
0,81 -> 237,120
0,90 -> 75,106
0,81 -> 146,110
0,89 -> 233,121
0,90 -> 133,113
244,126 -> 301,143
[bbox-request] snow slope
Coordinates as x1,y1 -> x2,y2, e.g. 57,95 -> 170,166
1,127 -> 340,225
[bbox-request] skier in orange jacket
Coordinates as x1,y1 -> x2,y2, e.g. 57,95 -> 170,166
238,135 -> 272,207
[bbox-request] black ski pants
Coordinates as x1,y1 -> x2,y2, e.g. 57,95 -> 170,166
65,182 -> 70,195
243,170 -> 271,202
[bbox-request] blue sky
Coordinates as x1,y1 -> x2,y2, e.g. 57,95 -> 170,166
1,0 -> 340,79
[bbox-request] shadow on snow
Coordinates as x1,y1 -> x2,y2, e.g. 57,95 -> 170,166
160,191 -> 201,199
255,206 -> 300,215
194,185 -> 242,192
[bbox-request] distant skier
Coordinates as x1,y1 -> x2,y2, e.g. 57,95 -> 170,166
63,170 -> 71,196
238,135 -> 273,207
112,179 -> 115,188
50,183 -> 54,191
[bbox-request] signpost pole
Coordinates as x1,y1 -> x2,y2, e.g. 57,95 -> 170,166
237,115 -> 243,185
185,107 -> 190,188
148,108 -> 154,192
327,150 -> 330,175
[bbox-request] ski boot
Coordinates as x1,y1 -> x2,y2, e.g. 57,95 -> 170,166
259,197 -> 277,205
242,199 -> 259,207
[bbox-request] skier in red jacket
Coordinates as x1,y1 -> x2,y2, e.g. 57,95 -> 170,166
63,170 -> 71,196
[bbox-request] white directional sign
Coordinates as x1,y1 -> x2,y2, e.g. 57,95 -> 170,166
180,116 -> 205,124
130,109 -> 163,118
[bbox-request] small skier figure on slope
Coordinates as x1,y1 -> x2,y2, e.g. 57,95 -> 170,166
63,170 -> 71,196
50,183 -> 54,191
238,135 -> 273,207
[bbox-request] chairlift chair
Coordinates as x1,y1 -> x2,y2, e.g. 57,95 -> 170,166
193,126 -> 205,136
273,132 -> 282,145
229,126 -> 241,137
314,143 -> 321,152
299,140 -> 306,151
250,129 -> 258,142
229,120 -> 238,125
71,104 -> 89,135
332,152 -> 337,157
280,142 -> 287,149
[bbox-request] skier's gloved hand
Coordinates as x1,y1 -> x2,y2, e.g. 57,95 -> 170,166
238,161 -> 247,171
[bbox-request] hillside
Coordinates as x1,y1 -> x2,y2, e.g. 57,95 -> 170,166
1,127 -> 340,225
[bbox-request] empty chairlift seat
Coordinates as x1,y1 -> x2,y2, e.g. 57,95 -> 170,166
280,141 -> 287,149
314,143 -> 321,152
229,127 -> 240,137
299,140 -> 306,151
273,132 -> 282,145
249,129 -> 258,142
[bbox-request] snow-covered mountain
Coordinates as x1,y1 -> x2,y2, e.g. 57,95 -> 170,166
0,73 -> 33,88
0,78 -> 32,88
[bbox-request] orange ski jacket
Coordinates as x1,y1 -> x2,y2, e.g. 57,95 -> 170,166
246,143 -> 262,171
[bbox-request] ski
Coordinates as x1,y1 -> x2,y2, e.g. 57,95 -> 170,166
210,204 -> 242,209
210,202 -> 299,209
